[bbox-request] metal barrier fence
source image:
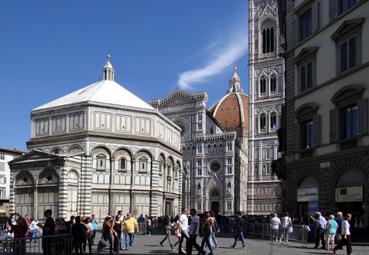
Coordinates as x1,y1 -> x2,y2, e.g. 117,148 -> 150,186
244,223 -> 309,244
0,234 -> 73,255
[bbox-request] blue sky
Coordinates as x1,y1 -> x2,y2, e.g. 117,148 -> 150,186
0,0 -> 248,150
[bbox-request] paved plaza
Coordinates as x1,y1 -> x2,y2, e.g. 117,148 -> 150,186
94,234 -> 368,255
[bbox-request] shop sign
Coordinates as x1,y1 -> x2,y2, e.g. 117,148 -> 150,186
297,187 -> 319,202
335,186 -> 363,202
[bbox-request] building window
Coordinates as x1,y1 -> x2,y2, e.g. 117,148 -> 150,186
342,105 -> 358,139
270,75 -> 277,93
197,123 -> 202,130
159,160 -> 164,175
0,176 -> 6,184
35,118 -> 49,136
262,24 -> 275,53
300,61 -> 313,92
338,34 -> 358,73
197,168 -> 202,176
338,0 -> 358,15
197,145 -> 202,153
197,113 -> 203,121
227,167 -> 232,174
302,120 -> 314,149
70,112 -> 84,130
260,77 -> 266,95
227,182 -> 232,194
140,158 -> 148,172
197,160 -> 202,166
197,201 -> 202,211
119,158 -> 127,171
299,8 -> 312,40
227,158 -> 232,165
227,202 -> 232,211
270,113 -> 277,130
0,188 -> 5,199
227,143 -> 232,151
0,154 -> 4,160
96,154 -> 106,170
259,114 -> 266,131
197,183 -> 201,195
0,163 -> 4,172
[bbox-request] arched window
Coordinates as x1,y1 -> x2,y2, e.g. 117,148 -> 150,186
262,23 -> 275,53
260,114 -> 266,131
167,162 -> 172,176
96,154 -> 106,170
139,157 -> 148,172
119,157 -> 127,170
227,182 -> 232,194
197,183 -> 201,195
270,75 -> 277,93
260,77 -> 266,94
270,112 -> 277,130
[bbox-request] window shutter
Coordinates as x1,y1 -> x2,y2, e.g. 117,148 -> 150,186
330,109 -> 339,142
313,115 -> 321,147
329,0 -> 338,20
358,98 -> 368,135
293,15 -> 300,47
311,1 -> 320,33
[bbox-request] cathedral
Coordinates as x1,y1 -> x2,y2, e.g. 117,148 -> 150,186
9,56 -> 182,221
248,0 -> 284,215
150,67 -> 249,215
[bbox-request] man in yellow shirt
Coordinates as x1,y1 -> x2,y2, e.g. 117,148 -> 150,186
123,213 -> 138,250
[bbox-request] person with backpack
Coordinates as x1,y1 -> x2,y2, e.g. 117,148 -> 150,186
231,212 -> 245,249
333,213 -> 352,255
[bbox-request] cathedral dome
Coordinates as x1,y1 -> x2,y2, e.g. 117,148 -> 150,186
34,55 -> 154,111
210,67 -> 248,136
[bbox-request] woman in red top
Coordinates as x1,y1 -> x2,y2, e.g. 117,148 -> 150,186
9,214 -> 28,255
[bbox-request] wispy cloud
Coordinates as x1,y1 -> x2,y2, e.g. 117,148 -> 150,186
178,28 -> 247,89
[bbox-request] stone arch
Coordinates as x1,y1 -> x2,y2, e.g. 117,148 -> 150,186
67,144 -> 84,154
259,75 -> 267,95
67,170 -> 79,217
37,168 -> 60,219
113,147 -> 133,172
134,150 -> 152,173
167,156 -> 175,177
14,171 -> 35,217
159,153 -> 166,176
92,146 -> 111,172
50,146 -> 65,155
175,160 -> 181,179
269,71 -> 278,93
299,175 -> 319,188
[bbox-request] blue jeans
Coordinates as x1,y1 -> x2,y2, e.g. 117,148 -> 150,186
125,233 -> 134,249
233,232 -> 245,247
178,230 -> 190,254
201,233 -> 213,255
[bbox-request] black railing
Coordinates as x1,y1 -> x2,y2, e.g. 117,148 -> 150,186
0,234 -> 72,255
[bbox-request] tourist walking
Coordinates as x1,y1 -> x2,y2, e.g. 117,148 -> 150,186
333,214 -> 352,255
280,212 -> 292,244
71,216 -> 88,254
178,208 -> 190,255
65,215 -> 75,234
311,211 -> 327,249
188,209 -> 205,255
335,212 -> 344,243
159,215 -> 174,250
113,213 -> 123,252
210,211 -> 219,249
201,212 -> 215,255
270,213 -> 281,242
38,209 -> 55,255
29,218 -> 39,239
100,217 -> 114,253
231,212 -> 245,249
91,214 -> 98,245
325,215 -> 338,251
123,213 -> 138,250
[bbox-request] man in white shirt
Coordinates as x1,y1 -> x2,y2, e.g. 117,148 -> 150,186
270,214 -> 281,242
188,209 -> 205,255
178,208 -> 190,255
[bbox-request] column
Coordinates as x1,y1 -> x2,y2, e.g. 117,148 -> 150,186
58,166 -> 69,219
79,155 -> 93,216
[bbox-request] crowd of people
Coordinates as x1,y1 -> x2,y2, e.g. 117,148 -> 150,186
1,207 -> 357,255
269,211 -> 353,255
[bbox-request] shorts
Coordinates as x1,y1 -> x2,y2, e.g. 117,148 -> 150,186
326,234 -> 335,244
271,229 -> 279,236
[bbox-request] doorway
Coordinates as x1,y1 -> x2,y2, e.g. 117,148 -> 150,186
211,201 -> 220,214
165,201 -> 173,216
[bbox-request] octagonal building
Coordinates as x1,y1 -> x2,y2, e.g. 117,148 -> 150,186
9,56 -> 182,221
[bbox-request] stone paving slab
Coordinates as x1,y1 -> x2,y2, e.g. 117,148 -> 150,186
94,234 -> 369,255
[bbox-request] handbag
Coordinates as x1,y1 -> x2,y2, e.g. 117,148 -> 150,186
288,226 -> 293,234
